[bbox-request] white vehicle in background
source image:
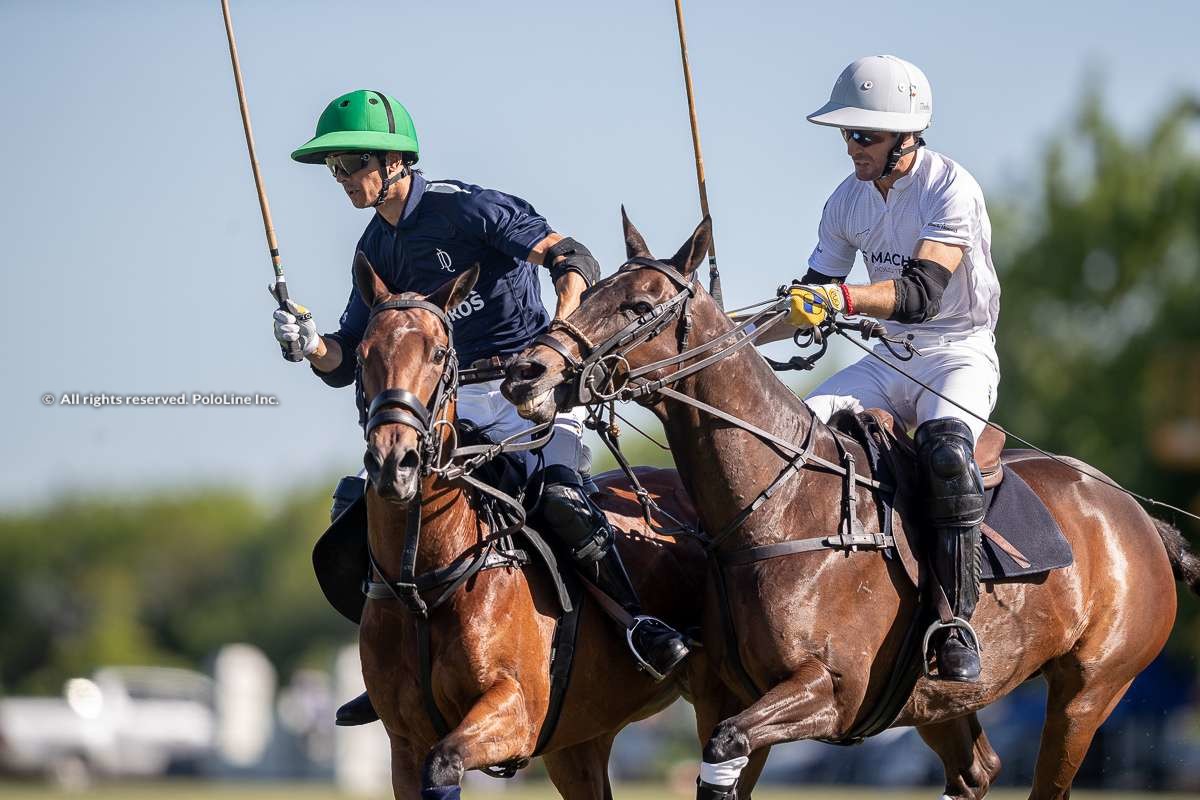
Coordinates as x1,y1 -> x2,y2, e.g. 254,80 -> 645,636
0,666 -> 216,787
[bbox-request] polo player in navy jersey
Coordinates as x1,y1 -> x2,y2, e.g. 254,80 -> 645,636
272,90 -> 689,726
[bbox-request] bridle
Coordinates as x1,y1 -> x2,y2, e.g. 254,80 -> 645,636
533,256 -> 790,407
530,257 -> 894,552
357,297 -> 459,475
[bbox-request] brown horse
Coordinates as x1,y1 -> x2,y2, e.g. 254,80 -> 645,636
503,211 -> 1200,800
348,253 -> 768,799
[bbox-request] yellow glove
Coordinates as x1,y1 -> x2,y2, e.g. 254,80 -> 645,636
788,284 -> 847,329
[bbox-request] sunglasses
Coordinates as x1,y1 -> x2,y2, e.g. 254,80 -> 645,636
841,129 -> 895,147
325,152 -> 374,178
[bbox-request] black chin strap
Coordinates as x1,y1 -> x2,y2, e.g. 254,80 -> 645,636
880,134 -> 926,179
373,156 -> 410,207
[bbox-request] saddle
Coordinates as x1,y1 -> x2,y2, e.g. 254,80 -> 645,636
834,409 -> 1071,582
848,408 -> 1006,489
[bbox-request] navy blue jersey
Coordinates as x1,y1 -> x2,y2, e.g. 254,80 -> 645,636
313,173 -> 552,387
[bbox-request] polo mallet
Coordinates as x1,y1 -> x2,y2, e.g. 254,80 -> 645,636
220,0 -> 305,362
673,0 -> 723,310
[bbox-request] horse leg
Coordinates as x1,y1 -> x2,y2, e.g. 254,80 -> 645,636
697,661 -> 840,798
542,734 -> 616,800
1028,661 -> 1134,800
420,678 -> 534,799
692,680 -> 769,799
916,714 -> 1001,800
388,735 -> 423,800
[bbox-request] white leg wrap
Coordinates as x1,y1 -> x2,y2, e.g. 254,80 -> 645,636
699,755 -> 749,788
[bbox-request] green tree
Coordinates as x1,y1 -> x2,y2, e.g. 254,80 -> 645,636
992,89 -> 1200,650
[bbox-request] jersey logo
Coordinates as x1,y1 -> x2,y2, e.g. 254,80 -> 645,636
864,250 -> 914,268
447,291 -> 486,321
435,248 -> 454,272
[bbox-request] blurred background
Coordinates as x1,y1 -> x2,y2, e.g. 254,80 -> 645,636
2,0 -> 1199,796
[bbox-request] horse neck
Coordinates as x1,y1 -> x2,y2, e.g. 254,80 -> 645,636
655,304 -> 834,540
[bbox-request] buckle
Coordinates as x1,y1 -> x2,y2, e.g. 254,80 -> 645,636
822,532 -> 893,551
469,355 -> 507,370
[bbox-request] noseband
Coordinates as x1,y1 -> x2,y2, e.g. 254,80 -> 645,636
356,298 -> 459,475
534,257 -> 700,405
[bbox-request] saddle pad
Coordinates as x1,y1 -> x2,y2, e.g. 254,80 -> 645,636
980,467 -> 1073,581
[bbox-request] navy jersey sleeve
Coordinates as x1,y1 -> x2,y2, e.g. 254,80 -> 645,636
456,187 -> 553,262
310,286 -> 367,388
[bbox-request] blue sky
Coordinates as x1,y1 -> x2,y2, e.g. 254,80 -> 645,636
2,1 -> 1196,508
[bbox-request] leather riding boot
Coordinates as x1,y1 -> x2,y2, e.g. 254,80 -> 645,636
916,418 -> 985,682
335,691 -> 380,726
538,465 -> 690,680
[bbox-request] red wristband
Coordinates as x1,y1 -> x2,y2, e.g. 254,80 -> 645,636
839,283 -> 856,316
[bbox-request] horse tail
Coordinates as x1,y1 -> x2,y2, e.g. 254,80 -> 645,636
1154,518 -> 1200,595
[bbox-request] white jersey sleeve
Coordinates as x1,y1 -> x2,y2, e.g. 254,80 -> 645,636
917,171 -> 979,250
807,196 -> 857,278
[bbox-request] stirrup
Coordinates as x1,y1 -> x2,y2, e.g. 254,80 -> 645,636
921,616 -> 981,678
626,615 -> 673,681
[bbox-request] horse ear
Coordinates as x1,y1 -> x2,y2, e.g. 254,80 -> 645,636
353,251 -> 390,307
427,264 -> 480,312
667,215 -> 712,277
621,205 -> 651,259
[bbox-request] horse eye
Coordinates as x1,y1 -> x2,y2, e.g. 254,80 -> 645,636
622,300 -> 653,315
431,346 -> 448,363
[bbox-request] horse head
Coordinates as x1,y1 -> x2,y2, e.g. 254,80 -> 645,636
503,208 -> 714,423
353,251 -> 479,502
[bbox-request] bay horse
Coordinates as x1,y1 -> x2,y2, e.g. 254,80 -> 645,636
502,211 -> 1200,799
348,253 -> 767,799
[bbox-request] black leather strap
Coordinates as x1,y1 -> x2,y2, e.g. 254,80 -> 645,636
533,574 -> 583,755
416,614 -> 451,738
718,532 -> 896,565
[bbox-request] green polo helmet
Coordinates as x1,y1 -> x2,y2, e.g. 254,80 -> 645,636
291,90 -> 419,164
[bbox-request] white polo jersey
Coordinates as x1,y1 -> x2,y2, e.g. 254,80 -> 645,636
807,147 -> 1000,340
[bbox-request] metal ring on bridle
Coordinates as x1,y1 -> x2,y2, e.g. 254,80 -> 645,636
583,354 -> 632,403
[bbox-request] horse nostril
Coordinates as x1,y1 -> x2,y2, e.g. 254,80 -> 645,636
364,448 -> 383,475
398,449 -> 420,472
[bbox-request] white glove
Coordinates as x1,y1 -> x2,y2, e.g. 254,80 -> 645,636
272,298 -> 320,356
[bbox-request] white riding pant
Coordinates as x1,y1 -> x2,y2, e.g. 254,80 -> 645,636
804,329 -> 1000,443
457,378 -> 591,479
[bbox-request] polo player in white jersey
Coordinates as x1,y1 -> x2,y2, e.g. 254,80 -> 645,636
780,55 -> 1001,682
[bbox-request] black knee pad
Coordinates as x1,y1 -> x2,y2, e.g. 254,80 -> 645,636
536,465 -> 612,562
915,418 -> 985,526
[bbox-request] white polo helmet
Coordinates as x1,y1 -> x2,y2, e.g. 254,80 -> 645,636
808,55 -> 933,132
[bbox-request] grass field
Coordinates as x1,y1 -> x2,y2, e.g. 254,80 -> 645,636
0,783 -> 1191,800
